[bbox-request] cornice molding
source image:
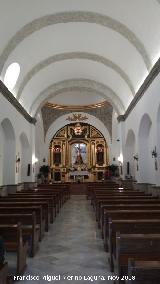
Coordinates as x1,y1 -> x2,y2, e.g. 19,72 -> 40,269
0,80 -> 36,124
31,78 -> 124,116
1,57 -> 160,126
46,100 -> 107,111
17,52 -> 135,99
0,11 -> 150,73
117,58 -> 160,122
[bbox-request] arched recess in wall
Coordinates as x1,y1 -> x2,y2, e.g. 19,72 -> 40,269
138,114 -> 152,183
20,132 -> 30,182
0,118 -> 16,185
0,125 -> 4,185
35,112 -> 45,169
44,112 -> 111,160
125,129 -> 136,179
156,105 -> 160,185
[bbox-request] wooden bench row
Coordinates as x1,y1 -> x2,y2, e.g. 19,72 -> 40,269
0,185 -> 70,282
115,233 -> 160,284
86,181 -> 122,199
96,195 -> 157,225
126,259 -> 160,284
91,183 -> 160,283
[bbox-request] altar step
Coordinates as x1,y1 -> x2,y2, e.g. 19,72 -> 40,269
69,183 -> 87,195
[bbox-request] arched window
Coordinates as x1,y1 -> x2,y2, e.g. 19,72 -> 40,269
4,62 -> 20,91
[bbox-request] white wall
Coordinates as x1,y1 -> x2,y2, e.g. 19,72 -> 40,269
1,118 -> 16,185
19,132 -> 31,182
121,71 -> 160,185
124,129 -> 136,179
110,110 -> 121,164
0,93 -> 35,185
35,111 -> 46,175
156,105 -> 160,185
2,67 -> 160,187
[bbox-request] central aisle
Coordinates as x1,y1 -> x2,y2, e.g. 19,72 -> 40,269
18,196 -> 112,284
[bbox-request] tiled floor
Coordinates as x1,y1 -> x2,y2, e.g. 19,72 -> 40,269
15,196 -> 112,284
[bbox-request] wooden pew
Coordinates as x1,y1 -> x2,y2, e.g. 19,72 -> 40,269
0,206 -> 43,241
108,219 -> 160,272
0,263 -> 8,284
93,192 -> 147,203
127,259 -> 160,284
103,210 -> 160,251
0,196 -> 52,224
0,201 -> 49,232
37,188 -> 66,206
91,188 -> 136,205
96,197 -> 159,225
92,191 -> 148,209
115,233 -> 160,284
0,224 -> 28,276
87,183 -> 122,199
30,183 -> 69,203
0,213 -> 39,257
99,198 -> 160,231
20,189 -> 62,210
0,236 -> 8,284
36,190 -> 62,211
21,189 -> 62,212
9,193 -> 57,218
100,202 -> 160,235
37,184 -> 70,203
93,189 -> 146,195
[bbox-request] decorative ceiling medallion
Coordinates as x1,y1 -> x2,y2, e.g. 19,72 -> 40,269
74,123 -> 83,135
66,113 -> 88,122
45,101 -> 107,111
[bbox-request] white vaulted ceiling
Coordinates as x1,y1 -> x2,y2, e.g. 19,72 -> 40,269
0,0 -> 160,116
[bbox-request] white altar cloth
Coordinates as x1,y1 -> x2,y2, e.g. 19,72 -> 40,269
69,171 -> 89,177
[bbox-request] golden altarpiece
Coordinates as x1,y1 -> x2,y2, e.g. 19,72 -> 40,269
48,123 -> 108,182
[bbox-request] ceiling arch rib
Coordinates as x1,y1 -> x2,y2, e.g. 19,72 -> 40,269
0,11 -> 151,75
30,79 -> 125,117
0,0 -> 159,61
16,52 -> 135,100
19,59 -> 132,112
6,22 -> 146,98
33,87 -> 121,118
48,90 -> 105,107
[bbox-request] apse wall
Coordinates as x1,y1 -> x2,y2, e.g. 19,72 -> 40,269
122,71 -> 160,186
0,93 -> 35,186
43,112 -> 112,161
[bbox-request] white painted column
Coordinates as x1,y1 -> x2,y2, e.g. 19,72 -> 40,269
31,124 -> 36,182
117,116 -> 125,179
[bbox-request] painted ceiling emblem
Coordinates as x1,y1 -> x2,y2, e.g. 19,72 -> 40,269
74,123 -> 83,135
66,113 -> 88,122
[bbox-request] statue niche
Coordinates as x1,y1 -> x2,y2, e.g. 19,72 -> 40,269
75,145 -> 84,165
71,143 -> 87,166
96,144 -> 104,165
53,145 -> 61,165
